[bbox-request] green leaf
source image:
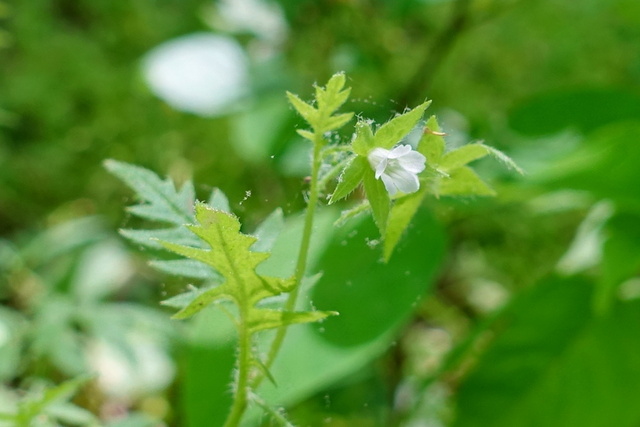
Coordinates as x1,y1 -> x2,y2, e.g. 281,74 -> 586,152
287,73 -> 353,139
21,376 -> 90,421
417,115 -> 445,164
455,276 -> 640,427
247,309 -> 337,333
383,188 -> 426,261
363,169 -> 390,234
329,156 -> 367,204
315,72 -> 351,117
286,92 -> 317,125
438,166 -> 496,196
104,159 -> 194,225
440,143 -> 523,174
149,259 -> 222,281
161,204 -> 329,330
374,101 -> 431,149
351,121 -> 375,157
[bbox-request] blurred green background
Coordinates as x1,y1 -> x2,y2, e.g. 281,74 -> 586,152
2,0 -> 640,426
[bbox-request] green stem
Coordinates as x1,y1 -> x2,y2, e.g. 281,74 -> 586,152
252,135 -> 324,388
223,306 -> 252,427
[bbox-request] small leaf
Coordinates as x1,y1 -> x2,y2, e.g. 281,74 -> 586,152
316,72 -> 350,115
324,112 -> 354,132
296,129 -> 314,141
374,101 -> 431,149
329,156 -> 367,204
247,309 -> 337,333
418,115 -> 446,164
286,92 -> 317,124
383,188 -> 427,261
438,166 -> 496,196
363,169 -> 390,234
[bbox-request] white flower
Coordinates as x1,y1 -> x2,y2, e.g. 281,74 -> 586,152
142,33 -> 249,117
367,145 -> 426,196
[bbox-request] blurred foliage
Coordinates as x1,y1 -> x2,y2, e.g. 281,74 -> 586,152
2,0 -> 640,425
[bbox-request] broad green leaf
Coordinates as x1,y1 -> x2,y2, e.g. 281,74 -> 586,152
363,169 -> 390,234
417,115 -> 445,164
454,276 -> 640,427
374,101 -> 431,149
351,121 -> 375,157
329,156 -> 367,204
438,166 -> 496,196
383,187 -> 426,261
259,208 -> 446,410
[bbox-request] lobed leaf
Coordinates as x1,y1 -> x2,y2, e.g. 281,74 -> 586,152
104,159 -> 194,226
160,204 -> 329,330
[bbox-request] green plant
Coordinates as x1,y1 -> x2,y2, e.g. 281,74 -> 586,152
107,73 -> 518,426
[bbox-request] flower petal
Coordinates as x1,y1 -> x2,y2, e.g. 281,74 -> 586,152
388,144 -> 413,159
398,150 -> 426,174
385,167 -> 420,194
380,174 -> 399,196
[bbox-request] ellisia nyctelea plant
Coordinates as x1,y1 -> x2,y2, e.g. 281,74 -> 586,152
106,73 -> 521,426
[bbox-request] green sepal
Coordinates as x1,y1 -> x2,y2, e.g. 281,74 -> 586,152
351,121 -> 375,156
383,187 -> 427,262
418,115 -> 445,163
363,169 -> 390,234
329,156 -> 367,204
374,101 -> 431,149
438,166 -> 496,196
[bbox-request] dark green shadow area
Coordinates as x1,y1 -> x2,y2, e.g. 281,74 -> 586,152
509,89 -> 640,136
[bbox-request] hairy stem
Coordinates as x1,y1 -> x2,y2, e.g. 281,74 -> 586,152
252,134 -> 324,388
223,306 -> 252,427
